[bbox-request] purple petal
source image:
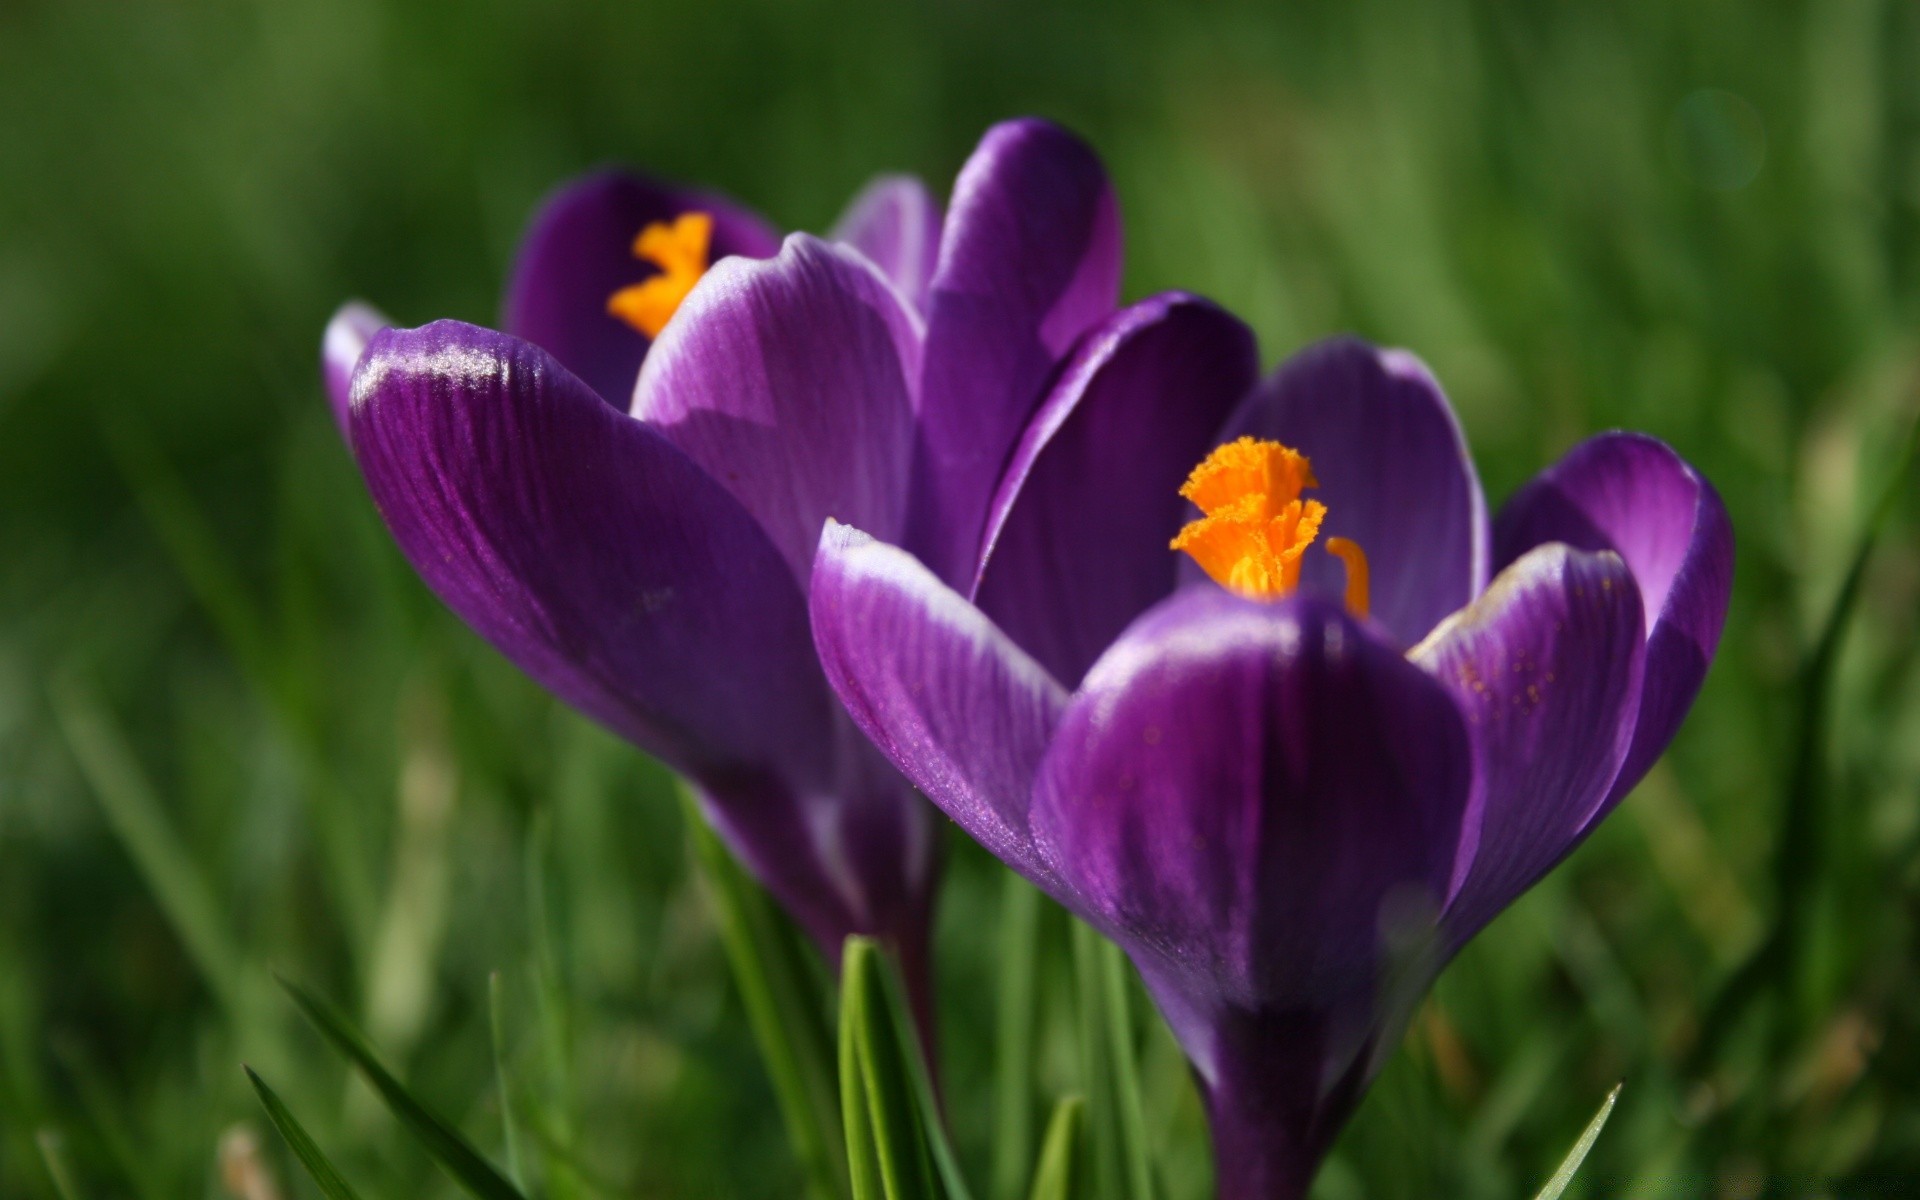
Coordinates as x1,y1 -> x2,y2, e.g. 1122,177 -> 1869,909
502,169 -> 782,409
348,319 -> 837,791
1411,544 -> 1646,946
832,174 -> 942,312
1032,588 -> 1473,1011
1220,337 -> 1490,647
632,234 -> 922,586
693,764 -> 937,969
1141,987 -> 1376,1200
908,117 -> 1123,583
973,293 -> 1259,686
1494,433 -> 1734,815
810,521 -> 1069,893
323,301 -> 388,438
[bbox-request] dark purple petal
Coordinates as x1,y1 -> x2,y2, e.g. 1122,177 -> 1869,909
631,234 -> 922,586
1220,337 -> 1490,647
348,319 -> 837,791
323,301 -> 387,437
693,763 -> 938,970
1494,432 -> 1734,815
1138,983 -> 1377,1200
502,169 -> 782,409
1032,588 -> 1473,1011
832,174 -> 942,311
810,521 -> 1069,893
1412,544 -> 1646,946
972,293 -> 1259,686
908,117 -> 1123,583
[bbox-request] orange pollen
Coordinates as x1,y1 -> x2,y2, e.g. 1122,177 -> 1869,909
1170,436 -> 1370,615
607,211 -> 713,338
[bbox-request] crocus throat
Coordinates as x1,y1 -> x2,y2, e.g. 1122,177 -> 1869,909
1172,436 -> 1370,616
607,211 -> 713,338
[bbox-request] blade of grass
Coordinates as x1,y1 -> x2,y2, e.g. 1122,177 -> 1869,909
524,811 -> 583,1200
488,971 -> 525,1191
840,937 -> 938,1200
991,876 -> 1042,1200
1097,940 -> 1154,1200
49,1040 -> 164,1200
1068,921 -> 1118,1199
1026,1097 -> 1087,1200
98,414 -> 379,945
278,975 -> 528,1200
244,1067 -> 367,1200
51,677 -> 250,1023
35,1129 -> 84,1200
1693,407 -> 1920,1073
682,790 -> 847,1200
872,938 -> 975,1200
1530,1084 -> 1621,1200
841,946 -> 886,1200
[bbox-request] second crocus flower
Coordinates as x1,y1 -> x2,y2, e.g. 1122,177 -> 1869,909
811,337 -> 1733,1197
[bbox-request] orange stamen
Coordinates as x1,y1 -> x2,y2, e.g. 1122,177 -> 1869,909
607,211 -> 713,337
1324,536 -> 1370,618
1171,436 -> 1369,617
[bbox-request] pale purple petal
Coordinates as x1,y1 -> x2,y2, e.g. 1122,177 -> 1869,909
908,117 -> 1123,583
633,234 -> 922,586
1032,588 -> 1473,1010
832,174 -> 942,311
810,521 -> 1069,894
323,301 -> 388,437
1411,544 -> 1647,945
1494,432 -> 1734,816
348,319 -> 837,791
973,293 -> 1259,686
1220,337 -> 1490,647
502,169 -> 782,409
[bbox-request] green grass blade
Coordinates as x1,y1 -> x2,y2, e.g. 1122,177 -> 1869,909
49,1041 -> 163,1200
487,971 -> 525,1191
1766,412 -> 1920,1001
98,415 -> 380,947
1068,921 -> 1118,1199
683,790 -> 848,1200
840,937 -> 938,1200
523,810 -> 584,1200
244,1067 -> 367,1200
872,937 -> 976,1200
1026,1097 -> 1087,1200
35,1129 -> 84,1200
1693,409 -> 1920,1071
50,678 -> 249,1021
1097,941 -> 1154,1200
1531,1084 -> 1621,1200
990,876 -> 1042,1200
277,976 -> 528,1200
841,946 -> 886,1200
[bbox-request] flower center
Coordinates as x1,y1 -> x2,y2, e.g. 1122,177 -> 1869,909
1171,436 -> 1370,616
607,211 -> 713,338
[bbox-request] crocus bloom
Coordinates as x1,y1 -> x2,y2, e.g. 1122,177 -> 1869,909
811,336 -> 1733,1198
318,120 -> 1265,999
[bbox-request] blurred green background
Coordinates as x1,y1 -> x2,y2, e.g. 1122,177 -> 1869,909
3,0 -> 1919,1196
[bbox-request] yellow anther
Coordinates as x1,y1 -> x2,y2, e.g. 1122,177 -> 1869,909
607,211 -> 713,337
1171,436 -> 1369,618
1324,536 -> 1370,618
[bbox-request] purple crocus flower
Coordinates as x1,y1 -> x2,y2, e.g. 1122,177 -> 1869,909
316,120 -> 1265,1001
810,336 -> 1733,1197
